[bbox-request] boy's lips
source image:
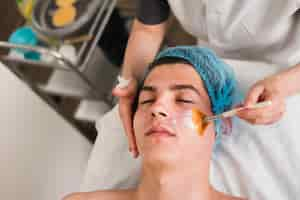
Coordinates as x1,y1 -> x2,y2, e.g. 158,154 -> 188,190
145,126 -> 176,137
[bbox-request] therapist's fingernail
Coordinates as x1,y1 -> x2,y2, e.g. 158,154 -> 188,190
115,83 -> 123,89
117,76 -> 131,89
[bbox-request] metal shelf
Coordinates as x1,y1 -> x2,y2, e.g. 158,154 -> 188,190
37,47 -> 118,100
0,0 -> 118,143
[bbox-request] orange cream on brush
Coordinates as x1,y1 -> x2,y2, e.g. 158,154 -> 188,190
191,108 -> 209,136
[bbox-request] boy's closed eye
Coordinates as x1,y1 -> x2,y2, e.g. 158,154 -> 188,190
139,98 -> 195,105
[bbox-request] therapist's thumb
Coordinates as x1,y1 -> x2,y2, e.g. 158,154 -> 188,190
245,84 -> 265,106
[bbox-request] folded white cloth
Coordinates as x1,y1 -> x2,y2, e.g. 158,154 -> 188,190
210,96 -> 300,199
81,59 -> 300,199
80,105 -> 141,191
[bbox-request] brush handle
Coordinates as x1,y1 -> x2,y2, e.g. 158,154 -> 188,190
205,100 -> 272,122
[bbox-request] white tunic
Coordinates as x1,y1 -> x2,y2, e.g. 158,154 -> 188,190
168,0 -> 300,67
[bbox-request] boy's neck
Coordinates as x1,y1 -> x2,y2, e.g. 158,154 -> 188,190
136,161 -> 217,200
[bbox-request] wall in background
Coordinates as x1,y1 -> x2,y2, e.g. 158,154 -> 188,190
0,62 -> 92,200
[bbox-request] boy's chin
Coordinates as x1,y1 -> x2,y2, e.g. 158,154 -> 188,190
142,147 -> 180,164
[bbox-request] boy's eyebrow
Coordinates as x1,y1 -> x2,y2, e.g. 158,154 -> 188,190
141,84 -> 201,97
141,85 -> 157,92
170,84 -> 201,97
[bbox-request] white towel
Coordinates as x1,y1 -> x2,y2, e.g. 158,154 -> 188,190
81,59 -> 300,199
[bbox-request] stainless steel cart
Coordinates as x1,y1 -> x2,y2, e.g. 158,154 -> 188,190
0,0 -> 118,142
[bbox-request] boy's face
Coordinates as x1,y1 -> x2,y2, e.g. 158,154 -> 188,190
133,63 -> 215,164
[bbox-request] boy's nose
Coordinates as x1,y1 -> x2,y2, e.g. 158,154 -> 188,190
152,110 -> 168,118
151,105 -> 169,119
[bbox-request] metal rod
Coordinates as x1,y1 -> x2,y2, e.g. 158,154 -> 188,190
77,0 -> 111,65
0,41 -> 104,99
80,0 -> 117,71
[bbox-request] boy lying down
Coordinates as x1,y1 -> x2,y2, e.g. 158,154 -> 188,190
64,46 -> 246,200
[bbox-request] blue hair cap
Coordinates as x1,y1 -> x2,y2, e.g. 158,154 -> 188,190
155,46 -> 242,142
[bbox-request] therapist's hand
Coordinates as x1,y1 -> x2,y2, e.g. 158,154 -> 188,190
237,74 -> 286,125
112,78 -> 139,158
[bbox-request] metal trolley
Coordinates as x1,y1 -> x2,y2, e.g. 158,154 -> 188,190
0,0 -> 118,142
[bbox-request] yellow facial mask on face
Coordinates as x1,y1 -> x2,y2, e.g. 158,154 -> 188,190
153,109 -> 210,137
